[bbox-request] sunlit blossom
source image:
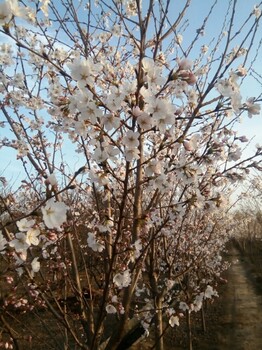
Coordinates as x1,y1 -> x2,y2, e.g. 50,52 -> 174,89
17,218 -> 35,232
236,65 -> 247,77
133,239 -> 142,257
136,110 -> 153,130
40,0 -> 50,17
68,57 -> 102,88
26,228 -> 40,246
145,160 -> 161,176
0,0 -> 26,24
41,199 -> 68,229
93,147 -> 108,163
0,1 -> 261,345
176,34 -> 183,45
201,45 -> 209,54
142,57 -> 165,85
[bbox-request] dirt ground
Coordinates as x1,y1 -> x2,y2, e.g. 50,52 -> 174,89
1,244 -> 262,349
189,245 -> 262,350
215,246 -> 262,350
126,243 -> 262,350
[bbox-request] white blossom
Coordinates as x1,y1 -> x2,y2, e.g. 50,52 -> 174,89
137,113 -> 153,130
17,218 -> 36,232
193,293 -> 204,312
106,304 -> 117,314
0,0 -> 26,24
113,270 -> 131,289
41,199 -> 68,229
204,285 -> 218,299
246,98 -> 261,118
40,0 -> 50,17
169,315 -> 180,327
216,79 -> 236,97
31,257 -> 40,273
68,57 -> 102,89
26,228 -> 40,246
145,160 -> 161,176
87,232 -> 104,252
133,239 -> 142,257
124,148 -> 140,162
179,301 -> 189,311
111,24 -> 122,36
253,5 -> 261,18
201,45 -> 209,54
92,147 -> 108,164
122,130 -> 140,149
176,34 -> 183,45
9,232 -> 29,253
177,58 -> 193,70
0,231 -> 7,253
103,113 -> 120,131
0,0 -> 13,24
46,173 -> 58,187
142,57 -> 165,85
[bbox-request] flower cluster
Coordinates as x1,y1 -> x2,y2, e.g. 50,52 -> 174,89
0,0 -> 261,348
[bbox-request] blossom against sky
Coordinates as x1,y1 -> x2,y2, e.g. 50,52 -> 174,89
0,0 -> 261,186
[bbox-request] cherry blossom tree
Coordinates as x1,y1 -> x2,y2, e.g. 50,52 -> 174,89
232,174 -> 262,253
0,0 -> 261,349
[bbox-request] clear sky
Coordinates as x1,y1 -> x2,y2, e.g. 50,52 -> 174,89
185,0 -> 261,156
0,0 -> 261,187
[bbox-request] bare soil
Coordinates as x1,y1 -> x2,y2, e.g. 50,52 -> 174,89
122,243 -> 262,350
211,247 -> 262,350
178,245 -> 262,350
1,244 -> 262,349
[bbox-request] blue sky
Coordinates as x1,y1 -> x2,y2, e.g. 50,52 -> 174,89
0,0 -> 261,187
184,0 -> 261,152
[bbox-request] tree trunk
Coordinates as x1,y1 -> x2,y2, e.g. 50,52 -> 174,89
201,301 -> 206,332
186,309 -> 193,350
154,297 -> 164,350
